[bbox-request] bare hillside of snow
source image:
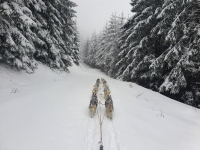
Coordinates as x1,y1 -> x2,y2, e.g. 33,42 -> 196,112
0,63 -> 200,150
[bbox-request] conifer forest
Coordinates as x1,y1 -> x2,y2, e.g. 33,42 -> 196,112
0,0 -> 80,73
83,0 -> 200,108
0,0 -> 200,108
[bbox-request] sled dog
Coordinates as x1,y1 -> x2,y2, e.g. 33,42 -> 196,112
89,94 -> 98,118
96,78 -> 100,84
95,78 -> 100,88
101,78 -> 105,82
105,95 -> 114,119
104,84 -> 111,99
92,85 -> 99,95
103,81 -> 107,87
101,78 -> 108,87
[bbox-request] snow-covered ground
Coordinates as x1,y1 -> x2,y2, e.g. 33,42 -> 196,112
0,63 -> 200,150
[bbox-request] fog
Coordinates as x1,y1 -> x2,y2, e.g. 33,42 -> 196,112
72,0 -> 132,49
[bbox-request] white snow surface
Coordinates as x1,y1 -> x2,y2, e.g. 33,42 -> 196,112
0,63 -> 200,150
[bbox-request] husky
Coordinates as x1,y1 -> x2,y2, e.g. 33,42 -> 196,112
103,81 -> 107,87
101,78 -> 105,82
101,78 -> 108,87
92,84 -> 99,95
105,95 -> 114,119
95,78 -> 100,88
103,84 -> 111,99
89,94 -> 98,118
96,78 -> 100,84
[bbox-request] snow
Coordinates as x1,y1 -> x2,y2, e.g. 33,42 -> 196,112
11,2 -> 37,28
11,27 -> 35,51
142,6 -> 153,14
14,58 -> 23,68
6,33 -> 15,46
0,63 -> 200,150
20,14 -> 37,27
134,19 -> 146,30
0,2 -> 13,16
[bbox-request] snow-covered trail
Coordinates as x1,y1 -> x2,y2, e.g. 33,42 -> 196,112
0,63 -> 200,150
83,82 -> 124,150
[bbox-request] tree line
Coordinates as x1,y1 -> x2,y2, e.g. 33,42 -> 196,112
83,0 -> 200,108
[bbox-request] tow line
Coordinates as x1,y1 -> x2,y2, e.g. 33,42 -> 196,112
97,86 -> 106,150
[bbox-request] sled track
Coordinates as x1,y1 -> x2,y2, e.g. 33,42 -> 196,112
83,82 -> 126,150
83,115 -> 125,150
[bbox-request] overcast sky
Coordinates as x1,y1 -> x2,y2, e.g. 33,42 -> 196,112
72,0 -> 132,48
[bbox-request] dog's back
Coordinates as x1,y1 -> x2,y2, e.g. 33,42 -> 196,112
89,94 -> 98,118
105,95 -> 114,112
96,78 -> 100,84
105,95 -> 113,107
105,95 -> 114,119
104,84 -> 111,98
89,94 -> 98,108
95,82 -> 100,88
103,80 -> 107,86
101,78 -> 105,82
92,85 -> 98,95
104,84 -> 110,91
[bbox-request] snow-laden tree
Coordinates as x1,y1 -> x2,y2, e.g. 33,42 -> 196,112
0,0 -> 78,73
82,38 -> 90,63
149,0 -> 200,106
104,13 -> 126,77
84,13 -> 126,76
116,0 -> 164,82
0,0 -> 38,73
86,31 -> 98,67
71,21 -> 80,65
83,0 -> 200,107
114,0 -> 200,107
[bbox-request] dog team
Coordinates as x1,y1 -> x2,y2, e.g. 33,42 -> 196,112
88,78 -> 114,119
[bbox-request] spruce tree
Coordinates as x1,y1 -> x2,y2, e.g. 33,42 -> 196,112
82,38 -> 90,64
87,31 -> 98,67
150,0 -> 200,106
84,13 -> 126,76
116,0 -> 163,82
71,21 -> 80,65
0,0 -> 78,73
83,0 -> 200,107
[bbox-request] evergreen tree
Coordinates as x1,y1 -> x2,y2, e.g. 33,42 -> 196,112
83,0 -> 200,107
84,13 -> 126,76
106,13 -> 126,77
71,21 -> 80,65
116,0 -> 200,107
82,38 -> 90,64
150,0 -> 200,106
94,23 -> 109,69
0,0 -> 78,73
116,0 -> 163,82
87,31 -> 98,67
